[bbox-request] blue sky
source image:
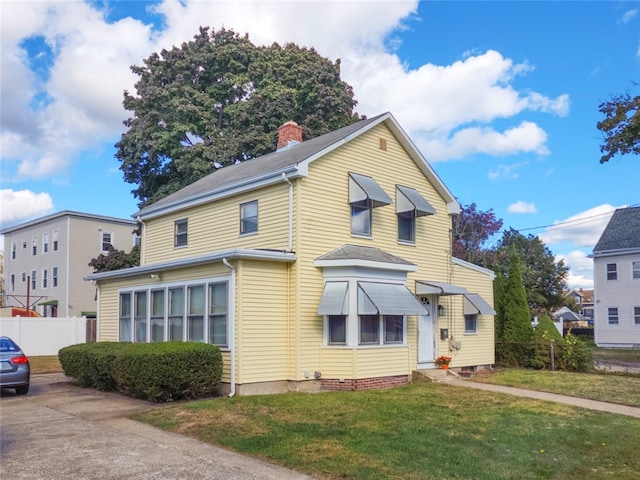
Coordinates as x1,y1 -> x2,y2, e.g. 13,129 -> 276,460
1,0 -> 639,289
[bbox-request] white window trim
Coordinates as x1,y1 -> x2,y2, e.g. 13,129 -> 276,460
174,219 -> 188,248
632,260 -> 640,280
606,262 -> 618,281
239,200 -> 259,236
633,306 -> 640,326
607,306 -> 620,326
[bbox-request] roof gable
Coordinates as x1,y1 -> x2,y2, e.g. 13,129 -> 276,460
137,112 -> 459,219
593,206 -> 640,253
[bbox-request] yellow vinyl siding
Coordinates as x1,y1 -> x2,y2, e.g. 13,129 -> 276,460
235,260 -> 290,384
449,261 -> 495,367
143,183 -> 290,265
293,124 -> 453,376
319,347 -> 411,379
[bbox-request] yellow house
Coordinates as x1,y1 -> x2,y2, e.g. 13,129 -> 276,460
87,112 -> 495,395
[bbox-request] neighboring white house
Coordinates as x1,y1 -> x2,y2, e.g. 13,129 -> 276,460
1,211 -> 137,317
592,206 -> 640,348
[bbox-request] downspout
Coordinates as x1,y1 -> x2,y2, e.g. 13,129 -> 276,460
281,173 -> 293,252
222,258 -> 236,397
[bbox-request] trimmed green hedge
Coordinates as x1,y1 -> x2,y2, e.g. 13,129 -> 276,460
59,342 -> 222,402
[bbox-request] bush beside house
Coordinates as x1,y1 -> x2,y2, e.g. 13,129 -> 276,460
59,342 -> 222,402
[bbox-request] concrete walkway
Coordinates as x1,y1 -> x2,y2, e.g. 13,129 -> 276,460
448,378 -> 640,418
0,373 -> 314,480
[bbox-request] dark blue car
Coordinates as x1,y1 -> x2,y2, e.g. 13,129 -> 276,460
0,336 -> 30,395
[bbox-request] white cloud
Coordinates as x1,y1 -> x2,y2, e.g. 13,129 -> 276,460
538,204 -> 622,248
558,250 -> 594,290
0,0 -> 568,181
621,9 -> 638,25
0,189 -> 54,226
508,201 -> 537,214
488,161 -> 528,180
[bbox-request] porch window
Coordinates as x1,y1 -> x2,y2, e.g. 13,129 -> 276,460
150,290 -> 165,342
169,287 -> 185,341
240,200 -> 258,234
208,282 -> 228,346
174,219 -> 188,247
607,307 -> 619,325
119,292 -> 132,342
134,291 -> 147,342
187,285 -> 205,342
606,263 -> 617,281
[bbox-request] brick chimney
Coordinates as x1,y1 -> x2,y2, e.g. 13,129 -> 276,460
277,121 -> 303,151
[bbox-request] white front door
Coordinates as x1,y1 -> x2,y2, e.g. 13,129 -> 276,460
417,296 -> 435,365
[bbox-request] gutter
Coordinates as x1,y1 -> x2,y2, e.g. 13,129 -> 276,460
222,258 -> 236,398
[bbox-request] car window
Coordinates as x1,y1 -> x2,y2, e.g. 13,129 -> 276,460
0,339 -> 19,352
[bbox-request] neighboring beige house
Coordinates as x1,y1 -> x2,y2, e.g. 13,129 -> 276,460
592,206 -> 640,348
87,113 -> 496,395
2,211 -> 137,317
569,288 -> 594,323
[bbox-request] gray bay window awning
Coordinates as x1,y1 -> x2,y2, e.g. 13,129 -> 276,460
463,293 -> 496,316
358,282 -> 427,315
396,185 -> 436,217
317,281 -> 349,315
349,172 -> 392,208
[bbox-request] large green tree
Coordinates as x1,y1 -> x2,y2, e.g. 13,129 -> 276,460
597,91 -> 640,163
494,228 -> 569,316
116,27 -> 360,207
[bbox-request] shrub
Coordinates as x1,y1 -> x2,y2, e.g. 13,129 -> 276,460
58,342 -> 222,402
111,342 -> 223,402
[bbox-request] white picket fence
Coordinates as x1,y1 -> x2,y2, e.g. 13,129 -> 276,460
0,316 -> 88,356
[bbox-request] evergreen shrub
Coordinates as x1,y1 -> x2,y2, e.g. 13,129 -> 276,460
58,342 -> 222,402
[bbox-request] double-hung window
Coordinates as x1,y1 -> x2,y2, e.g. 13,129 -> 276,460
53,230 -> 59,251
187,285 -> 205,342
42,269 -> 48,289
119,292 -> 132,342
32,236 -> 37,256
606,263 -> 617,281
240,201 -> 258,234
11,242 -> 16,260
31,270 -> 36,290
348,173 -> 391,236
634,306 -> 640,325
328,315 -> 346,345
174,219 -> 188,247
52,267 -> 58,287
101,232 -> 112,251
43,233 -> 49,253
396,185 -> 436,244
633,261 -> 640,280
169,287 -> 185,340
607,307 -> 619,325
10,274 -> 15,292
208,283 -> 228,346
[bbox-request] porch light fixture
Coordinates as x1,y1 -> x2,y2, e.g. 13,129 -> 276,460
438,305 -> 446,316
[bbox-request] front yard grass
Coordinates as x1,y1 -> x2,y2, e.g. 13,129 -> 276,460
468,369 -> 640,407
134,382 -> 640,480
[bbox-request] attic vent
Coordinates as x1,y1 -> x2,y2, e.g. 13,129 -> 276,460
379,138 -> 387,151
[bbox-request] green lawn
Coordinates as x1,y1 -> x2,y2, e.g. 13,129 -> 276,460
134,381 -> 640,480
590,347 -> 640,363
468,369 -> 640,407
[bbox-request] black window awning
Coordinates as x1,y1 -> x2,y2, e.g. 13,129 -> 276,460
349,172 -> 392,208
317,282 -> 349,315
463,294 -> 496,315
396,185 -> 436,217
358,282 -> 427,315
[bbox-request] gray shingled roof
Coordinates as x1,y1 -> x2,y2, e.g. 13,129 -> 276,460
593,206 -> 640,253
315,244 -> 415,266
137,114 -> 387,217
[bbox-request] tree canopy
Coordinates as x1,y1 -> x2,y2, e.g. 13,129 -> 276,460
597,92 -> 640,163
89,245 -> 140,273
116,27 -> 360,207
452,202 -> 503,265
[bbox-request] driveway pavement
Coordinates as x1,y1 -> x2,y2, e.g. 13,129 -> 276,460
0,374 -> 314,480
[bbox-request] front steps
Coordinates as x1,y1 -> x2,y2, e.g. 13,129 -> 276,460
412,368 -> 460,383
